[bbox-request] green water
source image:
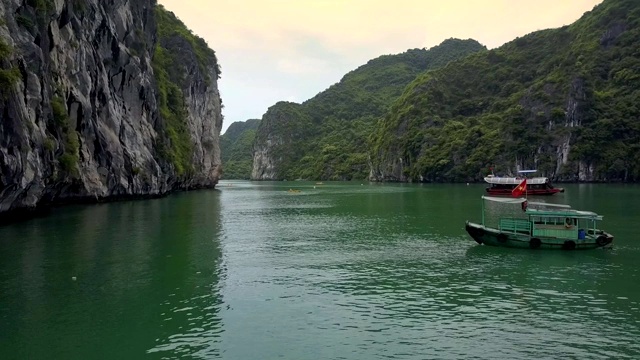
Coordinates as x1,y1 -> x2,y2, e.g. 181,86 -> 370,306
0,181 -> 639,359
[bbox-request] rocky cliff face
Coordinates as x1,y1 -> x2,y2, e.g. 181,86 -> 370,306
0,0 -> 222,218
251,102 -> 310,180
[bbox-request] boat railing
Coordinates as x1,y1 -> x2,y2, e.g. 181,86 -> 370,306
484,177 -> 549,185
499,218 -> 531,234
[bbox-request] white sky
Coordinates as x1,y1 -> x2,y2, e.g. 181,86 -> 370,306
157,0 -> 603,134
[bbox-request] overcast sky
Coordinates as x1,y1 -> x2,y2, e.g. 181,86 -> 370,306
156,0 -> 603,134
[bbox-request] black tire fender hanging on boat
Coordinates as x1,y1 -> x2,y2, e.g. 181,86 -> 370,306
497,233 -> 508,243
563,240 -> 576,250
596,235 -> 608,247
529,238 -> 542,249
521,201 -> 528,212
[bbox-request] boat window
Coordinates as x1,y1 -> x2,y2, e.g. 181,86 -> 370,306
545,217 -> 573,226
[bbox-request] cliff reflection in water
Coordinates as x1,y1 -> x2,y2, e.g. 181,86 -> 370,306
0,190 -> 226,359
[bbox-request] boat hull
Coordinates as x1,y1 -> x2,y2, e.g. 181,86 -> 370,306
485,187 -> 564,196
465,222 -> 613,250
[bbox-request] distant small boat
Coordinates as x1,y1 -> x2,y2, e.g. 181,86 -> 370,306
287,189 -> 301,193
465,196 -> 613,250
484,170 -> 563,196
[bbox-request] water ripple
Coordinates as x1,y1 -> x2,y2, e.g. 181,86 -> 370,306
160,182 -> 640,359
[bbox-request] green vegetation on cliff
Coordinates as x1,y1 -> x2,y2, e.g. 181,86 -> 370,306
154,5 -> 220,82
254,102 -> 314,180
370,0 -> 640,182
51,96 -> 79,177
0,39 -> 20,97
220,119 -> 260,179
253,39 -> 486,180
153,44 -> 193,176
152,5 -> 219,175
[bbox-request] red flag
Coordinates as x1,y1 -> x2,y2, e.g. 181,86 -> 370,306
512,179 -> 527,197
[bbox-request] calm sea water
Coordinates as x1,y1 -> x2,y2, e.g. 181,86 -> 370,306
0,181 -> 639,359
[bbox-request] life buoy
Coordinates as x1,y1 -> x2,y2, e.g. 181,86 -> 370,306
596,235 -> 609,247
497,233 -> 508,243
529,238 -> 541,249
563,240 -> 576,250
521,201 -> 528,211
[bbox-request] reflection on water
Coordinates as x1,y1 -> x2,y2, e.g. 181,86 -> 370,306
214,181 -> 640,360
0,191 -> 225,359
1,181 -> 639,359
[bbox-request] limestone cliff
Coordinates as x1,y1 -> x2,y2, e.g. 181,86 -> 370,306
251,39 -> 486,181
369,0 -> 640,182
251,102 -> 312,180
0,0 -> 222,219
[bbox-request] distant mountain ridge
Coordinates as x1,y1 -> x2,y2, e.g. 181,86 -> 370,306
220,119 -> 260,179
369,0 -> 640,182
250,38 -> 487,180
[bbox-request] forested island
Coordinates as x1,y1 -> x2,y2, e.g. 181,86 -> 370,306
223,0 -> 639,183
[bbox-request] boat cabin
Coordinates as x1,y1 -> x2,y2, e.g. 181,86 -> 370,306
484,175 -> 564,196
467,196 -> 613,249
482,197 -> 603,240
526,206 -> 602,240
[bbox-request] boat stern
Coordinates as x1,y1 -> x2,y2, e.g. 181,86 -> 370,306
595,232 -> 614,248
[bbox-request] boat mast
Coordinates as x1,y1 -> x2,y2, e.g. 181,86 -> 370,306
518,170 -> 537,200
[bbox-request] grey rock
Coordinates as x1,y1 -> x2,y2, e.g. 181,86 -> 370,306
0,0 -> 222,216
